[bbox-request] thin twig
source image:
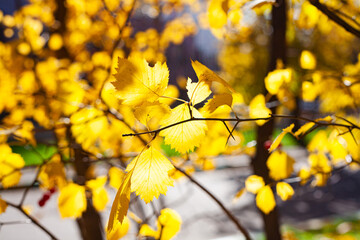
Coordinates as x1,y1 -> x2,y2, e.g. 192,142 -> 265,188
172,165 -> 252,240
6,201 -> 58,240
309,0 -> 360,38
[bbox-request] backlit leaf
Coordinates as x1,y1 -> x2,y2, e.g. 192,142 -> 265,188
107,171 -> 132,233
256,185 -> 276,214
202,93 -> 233,114
58,183 -> 87,218
0,197 -> 7,214
186,77 -> 211,105
160,103 -> 207,153
112,57 -> 169,106
109,167 -> 125,190
106,216 -> 130,240
294,122 -> 315,137
126,146 -> 174,203
300,50 -> 316,70
269,124 -> 294,152
245,175 -> 265,194
267,150 -> 295,181
264,68 -> 292,95
276,182 -> 294,201
249,94 -> 271,126
191,60 -> 235,93
86,176 -> 109,211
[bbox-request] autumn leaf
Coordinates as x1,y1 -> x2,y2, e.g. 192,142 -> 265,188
126,146 -> 174,203
139,208 -> 182,240
249,94 -> 271,126
86,176 -> 109,211
0,144 -> 25,188
232,188 -> 245,203
294,122 -> 315,138
245,175 -> 265,194
202,93 -> 233,114
0,196 -> 7,214
106,216 -> 130,240
108,167 -> 125,190
58,183 -> 87,218
264,68 -> 292,95
256,185 -> 276,214
38,154 -> 67,190
191,60 -> 235,93
186,77 -> 211,105
112,57 -> 169,106
107,171 -> 132,233
160,103 -> 207,153
208,0 -> 228,29
276,182 -> 294,201
267,150 -> 295,181
300,50 -> 316,70
134,101 -> 170,128
268,124 -> 294,152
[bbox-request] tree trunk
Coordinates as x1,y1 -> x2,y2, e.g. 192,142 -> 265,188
251,0 -> 287,239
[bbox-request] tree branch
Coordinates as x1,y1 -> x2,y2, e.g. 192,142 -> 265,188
309,0 -> 360,38
173,165 -> 252,240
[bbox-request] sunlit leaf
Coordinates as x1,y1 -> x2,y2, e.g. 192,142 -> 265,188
276,182 -> 294,201
106,216 -> 130,240
112,57 -> 169,106
160,103 -> 207,153
109,167 -> 125,190
0,197 -> 7,214
202,93 -> 233,114
191,60 -> 235,92
267,150 -> 295,181
107,171 -> 132,233
186,77 -> 212,105
294,122 -> 315,138
139,208 -> 182,240
256,185 -> 276,214
245,175 -> 265,194
58,183 -> 87,218
300,50 -> 316,70
249,94 -> 271,126
264,68 -> 292,95
126,146 -> 174,203
86,176 -> 109,211
269,124 -> 294,152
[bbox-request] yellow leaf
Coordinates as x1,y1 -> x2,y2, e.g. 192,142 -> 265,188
302,81 -> 318,102
139,208 -> 182,240
58,183 -> 87,218
158,208 -> 182,240
107,172 -> 132,233
158,85 -> 180,105
38,154 -> 66,190
191,60 -> 235,93
294,122 -> 315,137
267,150 -> 295,181
86,176 -> 109,211
109,167 -> 125,190
256,185 -> 276,214
298,168 -> 311,185
269,124 -> 294,152
232,188 -> 245,203
300,50 -> 316,70
0,196 -> 8,214
134,102 -> 170,128
308,153 -> 331,173
2,171 -> 22,188
202,93 -> 233,114
307,130 -> 329,152
208,0 -> 228,29
245,175 -> 265,194
249,94 -> 271,126
276,182 -> 294,201
160,103 -> 207,153
112,57 -> 169,106
186,77 -> 212,105
106,216 -> 130,240
126,146 -> 174,203
264,68 -> 292,95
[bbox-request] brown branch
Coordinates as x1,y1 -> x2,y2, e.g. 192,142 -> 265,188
6,201 -> 58,240
309,0 -> 360,38
172,165 -> 252,240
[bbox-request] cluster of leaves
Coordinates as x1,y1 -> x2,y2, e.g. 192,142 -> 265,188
0,0 -> 360,239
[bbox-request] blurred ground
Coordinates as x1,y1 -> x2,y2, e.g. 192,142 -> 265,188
1,147 -> 360,239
